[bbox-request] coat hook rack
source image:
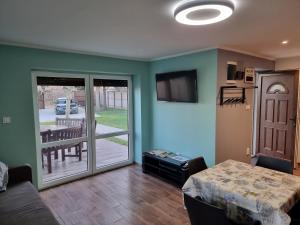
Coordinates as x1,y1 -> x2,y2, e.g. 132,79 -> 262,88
243,86 -> 258,89
219,86 -> 257,106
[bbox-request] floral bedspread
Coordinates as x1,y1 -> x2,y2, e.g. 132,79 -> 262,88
182,159 -> 300,225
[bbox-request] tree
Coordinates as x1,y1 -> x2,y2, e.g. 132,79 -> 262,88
63,86 -> 76,118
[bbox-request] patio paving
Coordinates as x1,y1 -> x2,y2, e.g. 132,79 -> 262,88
42,138 -> 128,183
96,124 -> 128,141
39,107 -> 86,122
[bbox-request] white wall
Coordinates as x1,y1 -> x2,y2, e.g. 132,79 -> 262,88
275,56 -> 300,70
216,49 -> 275,164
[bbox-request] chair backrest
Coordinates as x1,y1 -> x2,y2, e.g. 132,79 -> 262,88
255,155 -> 293,174
56,117 -> 85,127
188,156 -> 208,176
184,194 -> 235,225
56,118 -> 86,135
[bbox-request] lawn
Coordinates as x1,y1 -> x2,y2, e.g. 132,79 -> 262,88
107,137 -> 128,146
40,121 -> 55,125
96,109 -> 128,146
95,109 -> 127,130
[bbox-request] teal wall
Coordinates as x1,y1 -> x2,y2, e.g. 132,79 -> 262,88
0,45 -> 150,186
150,50 -> 218,166
0,45 -> 218,187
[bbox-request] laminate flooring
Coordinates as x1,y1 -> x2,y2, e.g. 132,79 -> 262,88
40,164 -> 189,225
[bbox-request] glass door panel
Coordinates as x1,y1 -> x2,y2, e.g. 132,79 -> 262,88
36,75 -> 89,184
93,77 -> 131,169
34,73 -> 132,188
95,135 -> 129,167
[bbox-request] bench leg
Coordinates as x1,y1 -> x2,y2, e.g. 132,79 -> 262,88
47,151 -> 52,174
54,149 -> 58,159
62,148 -> 65,161
77,145 -> 82,161
42,154 -> 44,168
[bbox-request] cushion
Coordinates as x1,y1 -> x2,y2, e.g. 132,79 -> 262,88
0,161 -> 8,192
0,182 -> 60,225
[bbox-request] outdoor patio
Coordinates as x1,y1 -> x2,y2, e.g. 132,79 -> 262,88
38,98 -> 130,183
42,139 -> 128,183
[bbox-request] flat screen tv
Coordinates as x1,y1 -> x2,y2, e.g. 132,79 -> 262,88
156,69 -> 198,103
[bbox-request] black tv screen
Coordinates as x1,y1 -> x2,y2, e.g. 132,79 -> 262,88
156,69 -> 198,102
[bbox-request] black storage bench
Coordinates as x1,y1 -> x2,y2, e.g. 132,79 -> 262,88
142,151 -> 207,187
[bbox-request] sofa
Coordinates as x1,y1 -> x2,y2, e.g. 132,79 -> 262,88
0,165 -> 60,225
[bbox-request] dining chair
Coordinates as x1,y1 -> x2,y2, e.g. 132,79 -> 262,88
255,155 -> 293,174
188,156 -> 208,177
184,194 -> 238,225
288,201 -> 300,225
61,125 -> 83,161
55,118 -> 97,152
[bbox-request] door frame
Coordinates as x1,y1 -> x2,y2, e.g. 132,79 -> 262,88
32,71 -> 134,190
254,71 -> 299,163
90,74 -> 134,175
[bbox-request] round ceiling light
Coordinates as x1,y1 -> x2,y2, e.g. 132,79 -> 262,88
174,0 -> 234,26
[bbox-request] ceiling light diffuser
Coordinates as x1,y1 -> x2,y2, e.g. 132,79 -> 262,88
281,40 -> 289,45
174,0 -> 234,26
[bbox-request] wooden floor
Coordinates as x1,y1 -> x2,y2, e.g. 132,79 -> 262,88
40,164 -> 189,225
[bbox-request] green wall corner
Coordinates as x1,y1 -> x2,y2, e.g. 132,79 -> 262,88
0,45 -> 218,188
0,45 -> 150,186
150,50 -> 218,166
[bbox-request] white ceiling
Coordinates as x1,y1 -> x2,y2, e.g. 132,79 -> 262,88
0,0 -> 299,61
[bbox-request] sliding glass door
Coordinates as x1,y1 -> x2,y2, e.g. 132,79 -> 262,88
91,76 -> 133,171
33,72 -> 132,188
33,73 -> 92,187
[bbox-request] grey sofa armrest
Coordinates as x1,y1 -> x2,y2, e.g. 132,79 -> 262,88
8,164 -> 32,187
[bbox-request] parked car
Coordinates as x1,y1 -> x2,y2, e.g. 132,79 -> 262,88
55,97 -> 79,115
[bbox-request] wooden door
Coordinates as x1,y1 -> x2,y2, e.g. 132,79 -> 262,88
257,72 -> 298,161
